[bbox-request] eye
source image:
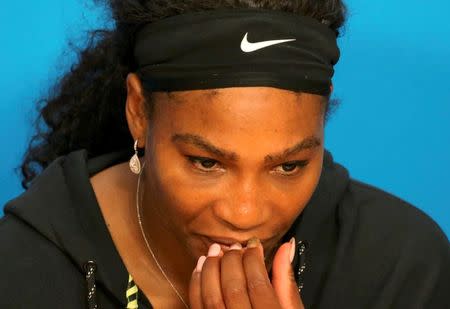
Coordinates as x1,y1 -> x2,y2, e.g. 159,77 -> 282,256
187,156 -> 222,172
273,160 -> 309,176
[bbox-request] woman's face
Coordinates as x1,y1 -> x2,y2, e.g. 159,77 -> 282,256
139,85 -> 325,264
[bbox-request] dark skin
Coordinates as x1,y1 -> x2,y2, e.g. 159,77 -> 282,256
91,73 -> 327,308
189,238 -> 304,309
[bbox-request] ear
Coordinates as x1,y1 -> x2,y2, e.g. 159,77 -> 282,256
125,73 -> 148,148
330,83 -> 334,94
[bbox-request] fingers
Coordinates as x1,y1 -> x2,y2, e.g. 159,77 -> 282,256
243,238 -> 281,308
220,246 -> 252,309
191,239 -> 300,309
272,238 -> 305,309
192,244 -> 252,309
201,256 -> 225,308
201,244 -> 226,309
189,256 -> 206,309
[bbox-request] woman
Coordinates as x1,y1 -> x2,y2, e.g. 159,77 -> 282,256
0,1 -> 448,308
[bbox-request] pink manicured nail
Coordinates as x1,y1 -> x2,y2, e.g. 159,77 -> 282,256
196,256 -> 207,273
289,237 -> 296,263
208,243 -> 221,257
229,243 -> 242,250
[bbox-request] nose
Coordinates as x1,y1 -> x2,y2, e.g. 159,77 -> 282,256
212,176 -> 270,231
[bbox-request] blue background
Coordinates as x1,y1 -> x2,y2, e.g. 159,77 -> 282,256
1,1 -> 449,236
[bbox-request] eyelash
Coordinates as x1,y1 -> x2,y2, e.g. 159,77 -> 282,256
186,156 -> 309,176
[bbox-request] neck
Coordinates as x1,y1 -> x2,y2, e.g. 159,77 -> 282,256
136,171 -> 195,305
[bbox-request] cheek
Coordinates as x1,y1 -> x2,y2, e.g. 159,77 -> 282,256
145,146 -> 209,225
271,150 -> 324,227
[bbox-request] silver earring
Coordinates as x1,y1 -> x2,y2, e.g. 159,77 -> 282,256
129,140 -> 141,174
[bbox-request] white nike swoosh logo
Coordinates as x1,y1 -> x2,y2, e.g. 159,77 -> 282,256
240,32 -> 296,53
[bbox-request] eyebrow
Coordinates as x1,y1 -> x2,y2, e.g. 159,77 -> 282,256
172,133 -> 239,161
171,133 -> 321,163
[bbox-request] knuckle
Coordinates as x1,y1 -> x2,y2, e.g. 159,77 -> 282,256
288,269 -> 297,283
222,279 -> 247,298
247,277 -> 270,293
203,296 -> 225,309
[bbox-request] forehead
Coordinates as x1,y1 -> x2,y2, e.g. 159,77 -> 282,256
151,87 -> 323,129
152,87 -> 323,110
162,86 -> 303,99
150,87 -> 324,157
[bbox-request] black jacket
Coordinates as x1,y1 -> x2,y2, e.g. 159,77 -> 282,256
1,149 -> 449,308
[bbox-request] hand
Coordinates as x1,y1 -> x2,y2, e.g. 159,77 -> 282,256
189,237 -> 305,309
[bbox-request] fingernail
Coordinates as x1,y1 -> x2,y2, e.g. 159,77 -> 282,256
247,237 -> 260,248
229,243 -> 242,250
289,237 -> 296,263
208,243 -> 221,257
195,256 -> 207,273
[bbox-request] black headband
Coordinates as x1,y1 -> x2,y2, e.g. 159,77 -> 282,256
134,9 -> 340,96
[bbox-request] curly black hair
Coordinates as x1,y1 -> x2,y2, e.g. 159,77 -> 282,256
20,0 -> 347,189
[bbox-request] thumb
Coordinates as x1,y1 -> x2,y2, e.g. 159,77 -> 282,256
271,238 -> 305,309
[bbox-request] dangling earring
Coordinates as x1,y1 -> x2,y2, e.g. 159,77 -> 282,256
129,140 -> 142,174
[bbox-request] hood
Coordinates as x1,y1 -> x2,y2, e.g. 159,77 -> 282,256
3,149 -> 132,307
288,150 -> 350,306
4,149 -> 350,308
